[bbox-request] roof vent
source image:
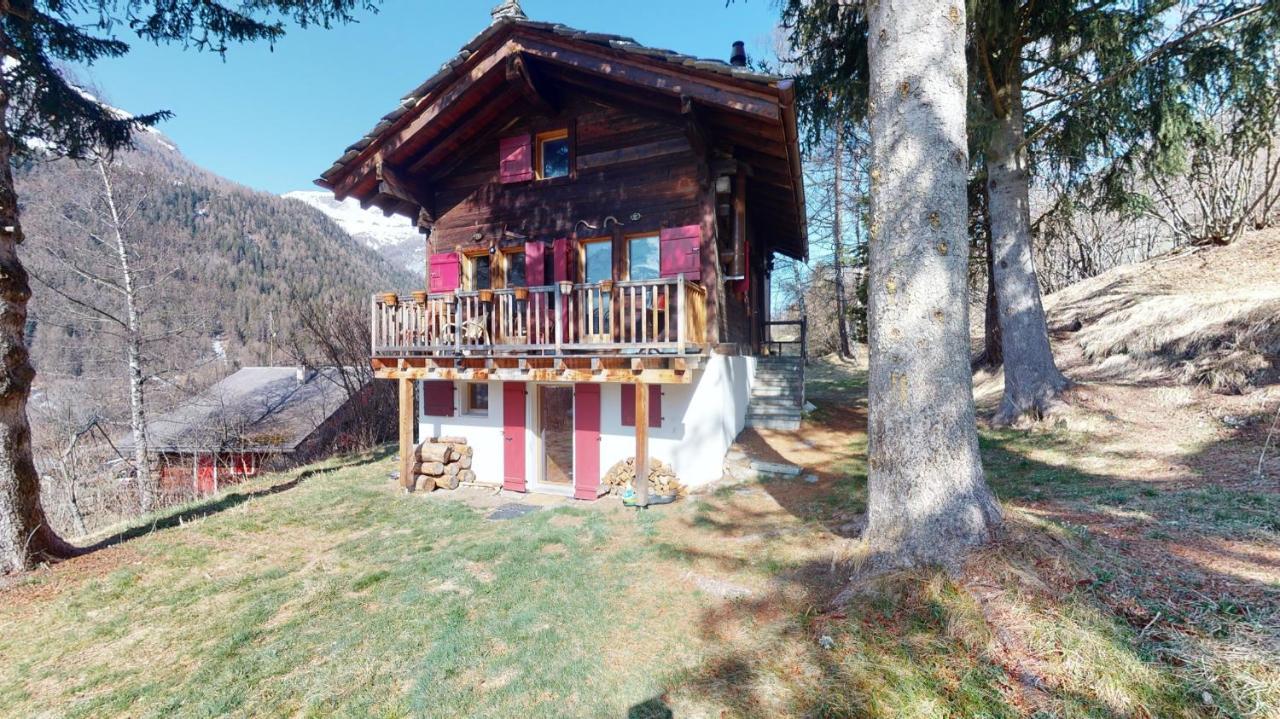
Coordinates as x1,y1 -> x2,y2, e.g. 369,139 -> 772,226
730,41 -> 747,67
491,0 -> 526,23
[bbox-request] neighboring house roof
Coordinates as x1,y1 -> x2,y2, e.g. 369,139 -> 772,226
315,7 -> 807,260
125,367 -> 364,454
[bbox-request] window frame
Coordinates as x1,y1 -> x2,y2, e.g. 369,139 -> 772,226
501,247 -> 527,288
462,382 -> 489,416
462,250 -> 493,291
625,233 -> 661,281
534,128 -> 571,182
578,237 -> 613,285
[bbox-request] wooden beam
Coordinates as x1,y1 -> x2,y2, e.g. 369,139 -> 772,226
728,166 -> 747,280
330,41 -> 517,199
376,160 -> 433,213
506,53 -> 557,115
634,382 -> 649,508
398,377 -> 415,490
514,35 -> 781,122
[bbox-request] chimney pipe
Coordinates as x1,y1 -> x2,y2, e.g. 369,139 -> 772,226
730,41 -> 747,67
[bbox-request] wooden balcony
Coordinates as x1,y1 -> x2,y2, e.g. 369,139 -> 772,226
372,276 -> 708,362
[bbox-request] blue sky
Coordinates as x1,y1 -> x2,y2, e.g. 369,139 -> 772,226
71,0 -> 783,195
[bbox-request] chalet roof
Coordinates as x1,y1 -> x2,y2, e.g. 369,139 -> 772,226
125,367 -> 363,454
315,12 -> 807,260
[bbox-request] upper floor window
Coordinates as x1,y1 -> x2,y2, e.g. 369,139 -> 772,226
628,235 -> 660,281
536,129 -> 570,180
505,249 -> 527,287
465,253 -> 492,290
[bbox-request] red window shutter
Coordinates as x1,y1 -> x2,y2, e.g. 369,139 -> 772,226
428,253 -> 461,293
574,384 -> 601,500
621,385 -> 662,428
499,134 -> 534,183
552,237 -> 575,282
422,381 -> 454,417
525,241 -> 546,286
659,225 -> 702,280
502,383 -> 527,492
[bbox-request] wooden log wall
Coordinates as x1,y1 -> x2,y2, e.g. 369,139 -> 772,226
429,97 -> 704,254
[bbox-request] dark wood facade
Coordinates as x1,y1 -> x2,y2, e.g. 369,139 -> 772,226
317,15 -> 806,375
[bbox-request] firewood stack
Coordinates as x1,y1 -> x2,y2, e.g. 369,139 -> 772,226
411,437 -> 476,492
601,457 -> 685,497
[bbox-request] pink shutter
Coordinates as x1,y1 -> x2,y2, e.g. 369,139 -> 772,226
621,385 -> 662,428
573,384 -> 601,500
552,237 -> 575,282
503,383 -> 527,492
428,253 -> 461,293
659,225 -> 702,280
525,241 -> 546,286
499,134 -> 534,183
422,381 -> 454,417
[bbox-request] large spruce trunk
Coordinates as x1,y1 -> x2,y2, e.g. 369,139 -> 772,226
0,85 -> 73,573
986,78 -> 1069,423
860,0 -> 1002,570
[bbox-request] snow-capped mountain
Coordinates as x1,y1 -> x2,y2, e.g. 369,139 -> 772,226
283,190 -> 424,273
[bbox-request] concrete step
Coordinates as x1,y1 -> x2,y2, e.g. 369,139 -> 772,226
746,406 -> 804,418
745,416 -> 802,430
749,396 -> 803,408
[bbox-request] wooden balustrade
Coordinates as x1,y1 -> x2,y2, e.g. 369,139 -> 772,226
371,275 -> 706,357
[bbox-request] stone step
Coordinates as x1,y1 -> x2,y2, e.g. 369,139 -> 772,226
749,397 -> 803,409
751,383 -> 803,394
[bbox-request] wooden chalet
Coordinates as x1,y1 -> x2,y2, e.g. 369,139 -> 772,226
316,1 -> 807,501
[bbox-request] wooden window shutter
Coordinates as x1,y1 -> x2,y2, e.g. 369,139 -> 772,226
428,253 -> 461,293
659,225 -> 702,280
525,241 -> 546,286
499,134 -> 534,183
621,385 -> 662,428
422,381 -> 455,417
552,237 -> 575,282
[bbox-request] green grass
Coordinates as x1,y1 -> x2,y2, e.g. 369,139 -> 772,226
3,368 -> 1276,717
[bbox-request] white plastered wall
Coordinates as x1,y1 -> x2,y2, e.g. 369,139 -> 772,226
417,354 -> 756,493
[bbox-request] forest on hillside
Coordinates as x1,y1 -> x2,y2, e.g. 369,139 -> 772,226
16,128 -> 416,531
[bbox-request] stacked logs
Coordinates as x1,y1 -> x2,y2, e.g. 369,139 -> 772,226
601,457 -> 685,498
411,437 -> 476,492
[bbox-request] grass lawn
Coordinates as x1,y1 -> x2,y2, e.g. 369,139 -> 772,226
2,364 -> 1276,717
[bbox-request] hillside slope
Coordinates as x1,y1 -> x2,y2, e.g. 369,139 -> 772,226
18,130 -> 419,377
1043,228 -> 1280,393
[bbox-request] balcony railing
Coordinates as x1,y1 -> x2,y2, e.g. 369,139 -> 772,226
372,275 -> 707,357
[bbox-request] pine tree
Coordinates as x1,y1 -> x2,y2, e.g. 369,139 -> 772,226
782,0 -> 1279,424
0,0 -> 378,574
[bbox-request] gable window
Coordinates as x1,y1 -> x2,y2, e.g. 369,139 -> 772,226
462,383 -> 489,416
627,235 -> 660,281
536,129 -> 570,180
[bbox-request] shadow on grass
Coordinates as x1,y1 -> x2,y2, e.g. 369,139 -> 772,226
82,448 -> 391,553
657,372 -> 1278,716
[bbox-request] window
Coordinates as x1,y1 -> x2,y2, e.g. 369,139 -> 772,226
465,253 -> 492,291
463,383 -> 489,416
628,235 -> 660,280
582,239 -> 612,284
505,250 -> 527,287
536,129 -> 570,180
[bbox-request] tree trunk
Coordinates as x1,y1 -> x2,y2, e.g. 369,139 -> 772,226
832,123 -> 852,359
97,159 -> 155,513
982,232 -> 1002,367
860,0 -> 1002,572
0,70 -> 76,573
986,76 -> 1070,424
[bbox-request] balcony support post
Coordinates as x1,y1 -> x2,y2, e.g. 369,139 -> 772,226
634,381 -> 649,508
676,274 -> 686,356
398,376 -> 415,490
